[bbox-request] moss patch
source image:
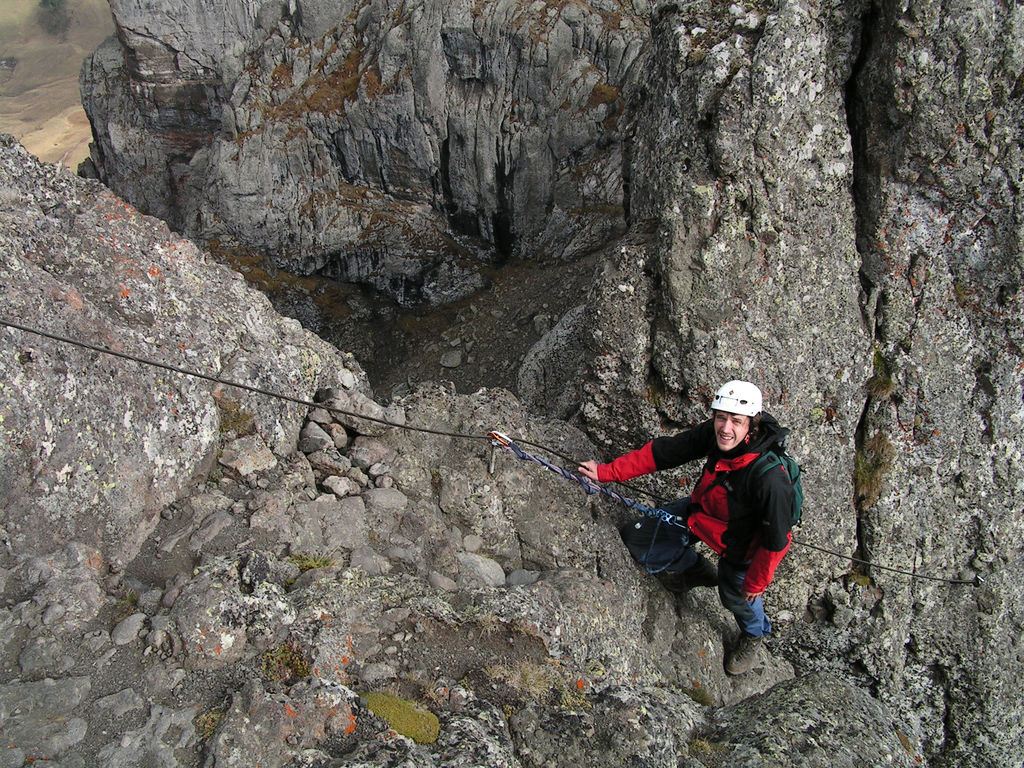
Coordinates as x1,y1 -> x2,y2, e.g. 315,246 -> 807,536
360,691 -> 439,744
288,552 -> 335,572
214,395 -> 256,437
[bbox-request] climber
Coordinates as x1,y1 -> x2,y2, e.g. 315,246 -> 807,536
578,380 -> 795,676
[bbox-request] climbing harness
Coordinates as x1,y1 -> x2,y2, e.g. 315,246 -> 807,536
0,317 -> 986,586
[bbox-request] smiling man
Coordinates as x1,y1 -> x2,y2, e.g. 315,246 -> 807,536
579,380 -> 796,675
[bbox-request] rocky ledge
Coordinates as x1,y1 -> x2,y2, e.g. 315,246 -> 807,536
0,136 -> 932,766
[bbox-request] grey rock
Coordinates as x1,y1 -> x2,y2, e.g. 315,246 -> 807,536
350,545 -> 392,577
204,678 -> 356,767
81,0 -> 644,302
456,551 -> 506,588
298,420 -> 334,453
305,446 -> 352,476
362,486 -> 410,530
322,474 -> 361,498
510,686 -> 702,768
291,494 -> 369,556
440,349 -> 463,368
0,136 -> 366,565
94,688 -> 146,719
219,434 -> 278,476
111,612 -> 147,645
702,672 -> 918,767
323,421 -> 351,449
360,662 -> 397,684
506,569 -> 540,587
0,0 -> 1021,760
428,571 -> 457,591
517,304 -> 587,419
188,509 -> 234,553
348,436 -> 398,471
95,704 -> 198,767
18,635 -> 75,677
0,676 -> 91,757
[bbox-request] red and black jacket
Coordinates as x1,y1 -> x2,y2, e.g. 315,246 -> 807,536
596,414 -> 794,594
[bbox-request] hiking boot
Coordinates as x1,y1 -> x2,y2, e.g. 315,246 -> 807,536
725,633 -> 764,676
655,570 -> 689,594
683,553 -> 718,588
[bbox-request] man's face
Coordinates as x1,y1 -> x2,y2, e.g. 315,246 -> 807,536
713,410 -> 751,452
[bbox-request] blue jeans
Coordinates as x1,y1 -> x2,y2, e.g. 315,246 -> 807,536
718,558 -> 772,637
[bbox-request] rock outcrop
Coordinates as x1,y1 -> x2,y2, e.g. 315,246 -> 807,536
81,0 -> 647,304
39,0 -> 1024,765
0,134 -> 365,567
0,134 -> 928,766
578,1 -> 1024,766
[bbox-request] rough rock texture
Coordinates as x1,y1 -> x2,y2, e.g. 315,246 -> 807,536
576,2 -> 1024,767
81,0 -> 647,304
0,134 -> 365,565
841,1 -> 1024,763
698,671 -> 924,767
22,0 -> 1024,764
0,136 -> 930,766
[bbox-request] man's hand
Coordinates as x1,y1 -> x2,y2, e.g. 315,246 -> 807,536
744,588 -> 764,601
578,460 -> 599,482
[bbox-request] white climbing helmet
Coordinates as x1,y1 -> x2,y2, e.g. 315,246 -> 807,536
711,380 -> 762,417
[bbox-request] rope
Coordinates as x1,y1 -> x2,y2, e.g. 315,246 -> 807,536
487,431 -> 688,528
794,539 -> 981,585
0,317 -> 482,442
0,317 -> 984,586
488,431 -> 980,587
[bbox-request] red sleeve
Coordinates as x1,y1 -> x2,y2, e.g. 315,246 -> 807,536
742,532 -> 792,594
596,441 -> 658,483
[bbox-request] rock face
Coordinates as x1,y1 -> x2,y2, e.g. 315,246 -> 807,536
30,0 -> 1024,765
81,0 -> 646,304
577,1 -> 1024,767
0,134 -> 365,566
0,136 -> 928,766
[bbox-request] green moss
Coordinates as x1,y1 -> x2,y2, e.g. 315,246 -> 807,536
684,685 -> 715,707
194,702 -> 229,740
113,589 -> 139,622
360,692 -> 439,744
587,81 -> 621,109
689,737 -> 730,767
215,396 -> 256,436
865,348 -> 895,399
288,552 -> 335,572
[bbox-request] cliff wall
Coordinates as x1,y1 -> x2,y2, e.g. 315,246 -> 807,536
44,0 -> 1024,765
82,0 -> 648,304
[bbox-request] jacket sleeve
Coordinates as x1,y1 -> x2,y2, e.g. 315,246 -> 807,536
742,461 -> 795,593
596,442 -> 658,483
597,420 -> 714,483
649,419 -> 715,470
743,533 -> 791,594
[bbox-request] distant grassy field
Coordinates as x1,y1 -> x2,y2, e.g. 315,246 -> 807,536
0,0 -> 113,166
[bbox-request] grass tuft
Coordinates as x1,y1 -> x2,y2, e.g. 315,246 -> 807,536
261,639 -> 311,683
854,432 -> 896,508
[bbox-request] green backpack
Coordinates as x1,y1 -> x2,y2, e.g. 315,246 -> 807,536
746,447 -> 804,528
